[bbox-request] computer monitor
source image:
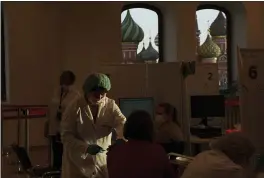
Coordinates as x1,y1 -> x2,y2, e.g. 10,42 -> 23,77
119,97 -> 154,119
190,95 -> 225,126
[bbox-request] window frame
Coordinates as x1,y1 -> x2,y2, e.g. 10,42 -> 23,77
197,4 -> 232,89
1,4 -> 7,102
122,3 -> 164,62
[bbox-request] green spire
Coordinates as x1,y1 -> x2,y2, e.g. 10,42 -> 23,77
121,10 -> 144,43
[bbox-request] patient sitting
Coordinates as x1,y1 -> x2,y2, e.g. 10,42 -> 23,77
155,103 -> 184,154
181,132 -> 255,178
107,110 -> 177,178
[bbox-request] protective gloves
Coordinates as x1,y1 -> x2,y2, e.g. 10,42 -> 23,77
86,144 -> 104,155
115,138 -> 126,146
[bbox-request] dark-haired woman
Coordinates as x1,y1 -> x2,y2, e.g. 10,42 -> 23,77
107,110 -> 177,178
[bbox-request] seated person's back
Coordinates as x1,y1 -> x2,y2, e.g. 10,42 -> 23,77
181,150 -> 244,178
181,132 -> 255,178
107,110 -> 177,178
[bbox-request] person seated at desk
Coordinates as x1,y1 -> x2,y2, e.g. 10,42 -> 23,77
155,103 -> 184,154
107,110 -> 177,178
181,132 -> 255,178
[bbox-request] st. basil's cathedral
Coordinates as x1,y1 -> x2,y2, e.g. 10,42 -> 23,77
121,10 -> 227,89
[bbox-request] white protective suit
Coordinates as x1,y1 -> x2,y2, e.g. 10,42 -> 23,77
60,96 -> 126,178
48,86 -> 81,136
181,150 -> 245,178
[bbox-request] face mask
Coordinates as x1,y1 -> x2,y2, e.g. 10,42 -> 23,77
61,85 -> 69,92
155,115 -> 165,124
88,96 -> 105,105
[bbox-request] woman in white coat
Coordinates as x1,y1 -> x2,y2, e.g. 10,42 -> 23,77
60,73 -> 126,178
181,132 -> 255,178
48,70 -> 81,169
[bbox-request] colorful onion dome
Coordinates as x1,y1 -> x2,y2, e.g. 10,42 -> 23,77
198,31 -> 221,58
121,10 -> 144,43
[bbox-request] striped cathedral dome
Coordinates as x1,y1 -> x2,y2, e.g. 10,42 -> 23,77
121,10 -> 144,43
198,31 -> 221,59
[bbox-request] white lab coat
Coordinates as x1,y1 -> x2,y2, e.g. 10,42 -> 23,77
48,86 -> 81,136
181,150 -> 246,178
60,96 -> 126,178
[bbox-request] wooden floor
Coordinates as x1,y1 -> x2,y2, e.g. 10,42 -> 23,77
1,146 -> 50,178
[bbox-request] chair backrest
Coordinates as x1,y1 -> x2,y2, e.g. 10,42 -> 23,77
11,144 -> 32,171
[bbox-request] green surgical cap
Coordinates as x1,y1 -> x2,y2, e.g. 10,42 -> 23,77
82,73 -> 111,94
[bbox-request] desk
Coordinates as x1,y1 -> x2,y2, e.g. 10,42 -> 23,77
168,153 -> 194,177
168,153 -> 193,166
190,136 -> 219,144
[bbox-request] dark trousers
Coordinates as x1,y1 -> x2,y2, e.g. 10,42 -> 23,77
51,135 -> 63,170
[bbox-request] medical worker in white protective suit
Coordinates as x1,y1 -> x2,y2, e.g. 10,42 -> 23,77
181,132 -> 255,178
60,73 -> 126,178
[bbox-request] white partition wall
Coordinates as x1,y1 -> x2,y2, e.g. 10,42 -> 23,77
238,48 -> 264,154
98,63 -> 147,101
185,63 -> 219,96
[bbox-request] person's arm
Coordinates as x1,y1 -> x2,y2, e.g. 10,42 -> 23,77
60,101 -> 88,156
112,102 -> 126,139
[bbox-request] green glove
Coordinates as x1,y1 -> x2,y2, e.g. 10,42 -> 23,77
86,144 -> 104,155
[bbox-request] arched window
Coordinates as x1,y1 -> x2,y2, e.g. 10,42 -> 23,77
196,5 -> 231,91
1,4 -> 7,101
121,4 -> 163,63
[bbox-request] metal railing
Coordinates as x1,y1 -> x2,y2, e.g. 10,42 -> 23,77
1,105 -> 49,174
